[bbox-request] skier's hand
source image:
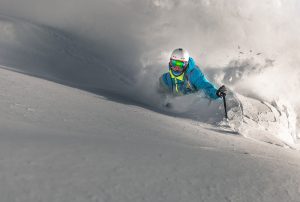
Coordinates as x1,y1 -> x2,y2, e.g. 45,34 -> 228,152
216,85 -> 227,97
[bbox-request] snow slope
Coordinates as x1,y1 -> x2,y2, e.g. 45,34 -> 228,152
0,66 -> 300,202
0,1 -> 299,201
0,13 -> 298,147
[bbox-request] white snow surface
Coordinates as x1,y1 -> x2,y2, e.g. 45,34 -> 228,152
0,0 -> 299,201
0,66 -> 300,202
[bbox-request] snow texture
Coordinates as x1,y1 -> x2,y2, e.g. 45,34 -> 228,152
0,0 -> 299,201
0,67 -> 300,202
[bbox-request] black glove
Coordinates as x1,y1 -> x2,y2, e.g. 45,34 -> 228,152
216,85 -> 227,97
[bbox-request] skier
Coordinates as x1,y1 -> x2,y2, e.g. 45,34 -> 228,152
159,48 -> 227,99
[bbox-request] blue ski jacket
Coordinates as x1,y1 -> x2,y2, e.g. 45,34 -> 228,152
159,57 -> 219,99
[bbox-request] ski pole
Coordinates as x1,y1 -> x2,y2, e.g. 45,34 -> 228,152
222,94 -> 228,119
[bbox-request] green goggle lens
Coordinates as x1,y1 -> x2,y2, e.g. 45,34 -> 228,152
171,60 -> 186,68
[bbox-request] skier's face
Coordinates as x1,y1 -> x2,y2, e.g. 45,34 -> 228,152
169,59 -> 188,72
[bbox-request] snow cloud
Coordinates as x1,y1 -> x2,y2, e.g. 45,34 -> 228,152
0,0 -> 299,129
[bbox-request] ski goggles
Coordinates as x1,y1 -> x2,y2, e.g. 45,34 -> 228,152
169,59 -> 188,71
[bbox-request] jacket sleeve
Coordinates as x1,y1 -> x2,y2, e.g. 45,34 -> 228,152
189,68 -> 219,99
158,73 -> 171,93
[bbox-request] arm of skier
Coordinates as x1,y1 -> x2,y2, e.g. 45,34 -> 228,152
157,73 -> 171,93
190,68 -> 219,99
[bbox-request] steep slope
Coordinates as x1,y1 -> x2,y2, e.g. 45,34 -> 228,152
0,14 -> 298,147
0,1 -> 299,201
0,67 -> 300,202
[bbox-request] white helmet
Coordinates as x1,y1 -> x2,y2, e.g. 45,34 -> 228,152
170,48 -> 190,62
